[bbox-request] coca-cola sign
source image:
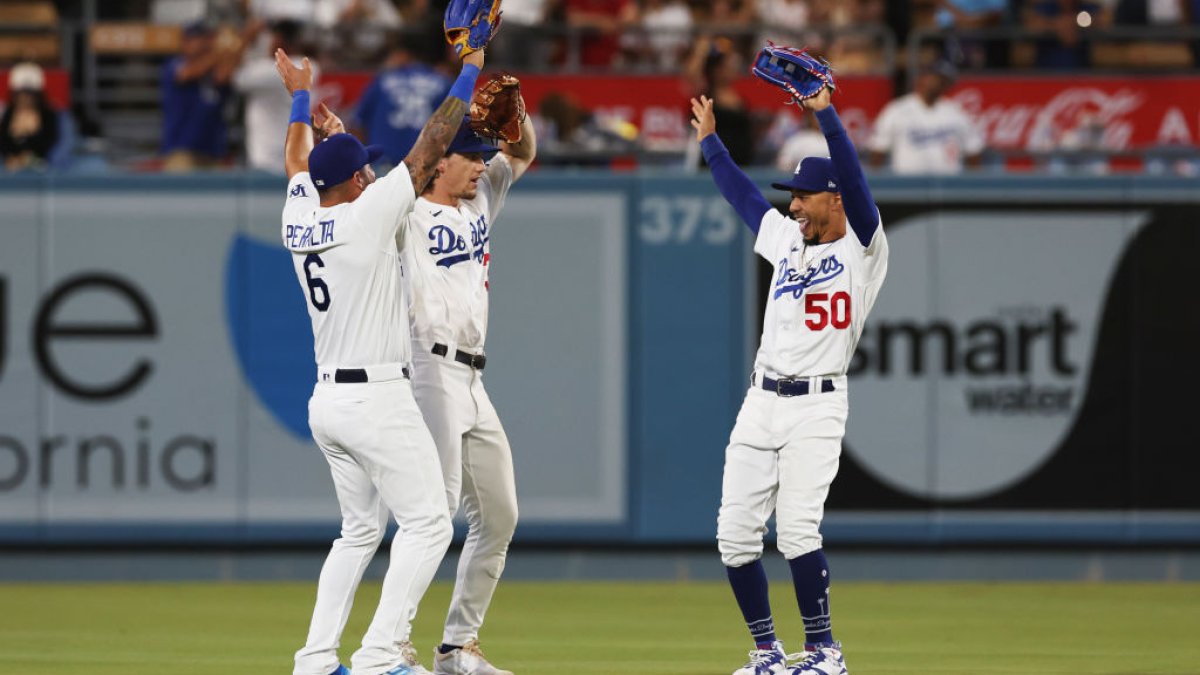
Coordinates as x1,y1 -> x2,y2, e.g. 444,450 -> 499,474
947,76 -> 1200,151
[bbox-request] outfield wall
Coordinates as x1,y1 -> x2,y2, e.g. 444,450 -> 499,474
1,172 -> 1197,545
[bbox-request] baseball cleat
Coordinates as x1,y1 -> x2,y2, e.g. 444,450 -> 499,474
732,640 -> 796,675
433,639 -> 513,675
786,642 -> 848,674
328,666 -> 350,675
383,641 -> 433,674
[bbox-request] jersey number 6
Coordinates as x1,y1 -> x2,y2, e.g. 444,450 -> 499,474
804,291 -> 850,330
304,253 -> 331,312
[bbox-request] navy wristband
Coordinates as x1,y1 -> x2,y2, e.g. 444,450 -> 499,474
289,90 -> 311,125
449,63 -> 481,103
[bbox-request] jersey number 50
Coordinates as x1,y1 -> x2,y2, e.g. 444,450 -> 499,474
804,291 -> 850,330
304,254 -> 331,312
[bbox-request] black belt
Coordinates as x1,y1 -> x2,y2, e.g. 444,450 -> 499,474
432,343 -> 487,370
334,367 -> 410,383
757,374 -> 835,397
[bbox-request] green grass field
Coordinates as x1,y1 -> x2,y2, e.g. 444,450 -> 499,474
2,581 -> 1198,674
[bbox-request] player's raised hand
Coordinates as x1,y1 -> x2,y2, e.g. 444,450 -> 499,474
800,85 -> 832,112
313,102 -> 345,140
275,48 -> 313,95
690,95 -> 716,142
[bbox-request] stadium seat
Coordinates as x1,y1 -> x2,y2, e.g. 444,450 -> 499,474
89,23 -> 182,55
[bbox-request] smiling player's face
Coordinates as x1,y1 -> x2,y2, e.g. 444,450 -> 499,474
790,191 -> 838,245
440,152 -> 488,200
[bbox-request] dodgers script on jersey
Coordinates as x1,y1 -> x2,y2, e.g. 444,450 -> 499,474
401,154 -> 514,350
753,209 -> 888,378
281,164 -> 418,368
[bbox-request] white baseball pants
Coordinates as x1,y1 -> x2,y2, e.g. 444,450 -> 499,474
295,376 -> 453,675
717,377 -> 848,567
411,348 -> 519,647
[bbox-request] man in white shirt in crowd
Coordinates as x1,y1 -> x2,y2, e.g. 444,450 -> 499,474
868,59 -> 985,174
234,20 -> 316,172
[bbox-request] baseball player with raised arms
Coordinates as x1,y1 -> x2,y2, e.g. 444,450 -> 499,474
275,14 -> 492,673
690,57 -> 888,675
399,88 -> 536,675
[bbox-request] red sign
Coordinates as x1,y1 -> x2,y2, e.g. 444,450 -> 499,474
0,68 -> 71,109
947,76 -> 1200,151
318,72 -> 892,148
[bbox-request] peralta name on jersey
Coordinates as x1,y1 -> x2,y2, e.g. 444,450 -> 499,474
285,219 -> 336,249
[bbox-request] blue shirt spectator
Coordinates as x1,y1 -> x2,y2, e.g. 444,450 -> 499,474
936,0 -> 1009,28
1024,0 -> 1106,69
353,38 -> 451,165
161,21 -> 234,170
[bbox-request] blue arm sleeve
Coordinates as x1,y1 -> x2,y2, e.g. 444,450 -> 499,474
815,106 -> 879,247
701,134 -> 772,235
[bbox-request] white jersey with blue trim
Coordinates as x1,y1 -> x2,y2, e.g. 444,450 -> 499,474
753,209 -> 889,378
280,163 -> 417,369
400,154 -> 514,350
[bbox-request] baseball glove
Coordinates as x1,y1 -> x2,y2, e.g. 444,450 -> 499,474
751,43 -> 836,104
470,73 -> 525,142
444,0 -> 503,58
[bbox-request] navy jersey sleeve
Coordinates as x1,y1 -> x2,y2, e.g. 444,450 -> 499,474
815,106 -> 879,247
700,134 -> 772,234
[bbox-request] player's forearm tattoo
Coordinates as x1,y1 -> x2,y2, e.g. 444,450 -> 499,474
404,96 -> 469,194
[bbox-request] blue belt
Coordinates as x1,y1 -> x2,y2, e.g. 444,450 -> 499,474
758,374 -> 835,397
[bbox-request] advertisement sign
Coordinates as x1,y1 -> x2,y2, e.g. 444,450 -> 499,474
948,76 -> 1200,151
836,201 -> 1200,511
0,178 -> 628,540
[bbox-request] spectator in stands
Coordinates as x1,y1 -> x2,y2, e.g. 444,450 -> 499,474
352,32 -> 450,165
695,0 -> 757,55
565,0 -> 638,67
537,90 -> 637,164
1022,0 -> 1110,69
935,0 -> 1010,67
686,36 -> 755,164
756,0 -> 812,46
314,0 -> 402,62
160,20 -> 236,171
246,0 -> 316,23
623,0 -> 693,68
868,59 -> 984,174
774,112 -> 828,172
315,0 -> 403,27
233,19 -> 316,172
488,0 -> 550,68
1,62 -> 59,171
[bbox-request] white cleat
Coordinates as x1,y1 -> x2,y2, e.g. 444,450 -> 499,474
382,641 -> 432,674
732,641 -> 796,675
786,642 -> 848,675
432,639 -> 514,675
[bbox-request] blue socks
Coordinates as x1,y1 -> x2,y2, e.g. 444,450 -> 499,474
726,560 -> 777,648
788,549 -> 834,646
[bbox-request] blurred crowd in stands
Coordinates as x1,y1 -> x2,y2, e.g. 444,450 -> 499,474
1,0 -> 1199,175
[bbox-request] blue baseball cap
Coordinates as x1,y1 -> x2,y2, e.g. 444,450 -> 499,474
309,133 -> 385,189
772,156 -> 839,193
446,117 -> 500,157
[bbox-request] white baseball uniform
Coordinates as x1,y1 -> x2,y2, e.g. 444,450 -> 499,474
283,163 -> 453,675
400,154 -> 519,647
717,209 -> 888,567
868,92 -> 983,175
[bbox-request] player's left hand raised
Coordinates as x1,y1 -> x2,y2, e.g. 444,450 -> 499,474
690,95 -> 717,142
275,48 -> 313,95
313,102 -> 345,140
